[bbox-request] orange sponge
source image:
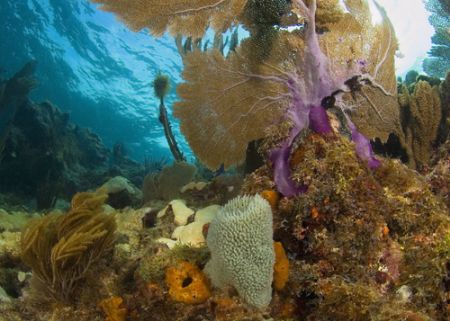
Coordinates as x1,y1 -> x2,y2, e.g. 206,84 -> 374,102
98,296 -> 127,321
273,242 -> 289,290
166,261 -> 211,304
260,190 -> 279,210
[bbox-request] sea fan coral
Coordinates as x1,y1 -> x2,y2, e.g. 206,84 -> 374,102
174,34 -> 297,169
91,0 -> 248,38
423,0 -> 450,78
175,0 -> 400,195
92,0 -> 401,196
329,2 -> 402,144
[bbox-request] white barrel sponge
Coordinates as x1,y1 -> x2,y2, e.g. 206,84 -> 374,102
205,194 -> 274,308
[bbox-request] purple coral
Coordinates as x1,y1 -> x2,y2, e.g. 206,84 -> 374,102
270,0 -> 380,196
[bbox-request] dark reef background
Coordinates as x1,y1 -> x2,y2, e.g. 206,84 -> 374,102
0,0 -> 188,161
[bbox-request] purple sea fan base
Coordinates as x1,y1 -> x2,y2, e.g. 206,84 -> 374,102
309,105 -> 333,134
270,142 -> 308,196
270,0 -> 380,196
348,119 -> 381,169
269,105 -> 333,197
269,77 -> 311,197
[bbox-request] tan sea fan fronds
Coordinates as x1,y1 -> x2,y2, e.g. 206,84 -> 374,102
320,0 -> 401,143
304,0 -> 345,27
174,0 -> 401,169
91,0 -> 248,38
21,192 -> 116,302
174,33 -> 303,169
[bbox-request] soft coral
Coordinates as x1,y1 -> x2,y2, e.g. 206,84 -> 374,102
270,0 -> 382,196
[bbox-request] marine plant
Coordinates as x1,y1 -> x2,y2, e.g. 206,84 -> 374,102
153,73 -> 185,162
20,192 -> 116,302
92,0 -> 402,196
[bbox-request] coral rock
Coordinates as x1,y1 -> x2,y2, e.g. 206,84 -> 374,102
194,205 -> 221,224
98,176 -> 142,209
171,200 -> 195,226
171,204 -> 219,247
156,237 -> 178,250
172,221 -> 206,247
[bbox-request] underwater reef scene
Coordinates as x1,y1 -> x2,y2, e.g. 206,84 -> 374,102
0,0 -> 449,320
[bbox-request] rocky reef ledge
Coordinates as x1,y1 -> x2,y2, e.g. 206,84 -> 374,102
0,62 -> 145,210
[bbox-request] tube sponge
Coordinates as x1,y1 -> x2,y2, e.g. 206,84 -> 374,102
204,194 -> 274,308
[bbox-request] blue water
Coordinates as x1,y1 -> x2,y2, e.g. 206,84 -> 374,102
0,0 -> 187,161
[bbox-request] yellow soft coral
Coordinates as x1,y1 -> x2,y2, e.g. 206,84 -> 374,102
98,296 -> 127,321
21,192 -> 116,301
166,261 -> 211,304
273,241 -> 289,291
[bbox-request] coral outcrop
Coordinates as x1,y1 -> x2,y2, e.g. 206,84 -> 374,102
0,61 -> 38,162
258,132 -> 449,320
0,63 -> 145,210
